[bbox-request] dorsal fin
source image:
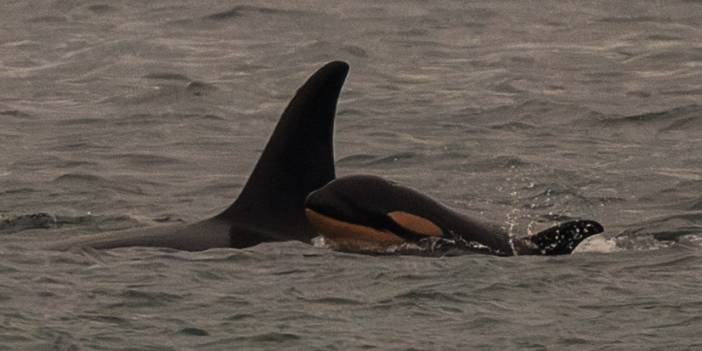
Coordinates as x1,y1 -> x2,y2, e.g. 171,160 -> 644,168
216,61 -> 349,241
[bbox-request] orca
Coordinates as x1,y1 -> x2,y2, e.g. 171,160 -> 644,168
304,175 -> 604,256
46,61 -> 349,251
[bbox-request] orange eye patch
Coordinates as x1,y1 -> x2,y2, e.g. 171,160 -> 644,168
386,211 -> 443,237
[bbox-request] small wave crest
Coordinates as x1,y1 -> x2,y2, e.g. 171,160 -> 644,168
0,213 -> 140,235
52,173 -> 147,195
589,105 -> 702,134
202,5 -> 296,21
337,152 -> 419,167
312,235 -> 494,257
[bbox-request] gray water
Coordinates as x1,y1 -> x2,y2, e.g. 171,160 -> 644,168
1,1 -> 701,350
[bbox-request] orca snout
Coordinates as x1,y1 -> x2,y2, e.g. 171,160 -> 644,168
305,185 -> 376,228
304,187 -> 353,221
304,188 -> 330,213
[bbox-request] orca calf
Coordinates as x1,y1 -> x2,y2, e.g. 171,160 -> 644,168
47,61 -> 349,251
305,175 -> 604,256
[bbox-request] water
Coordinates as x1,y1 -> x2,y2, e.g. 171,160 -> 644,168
1,1 -> 701,349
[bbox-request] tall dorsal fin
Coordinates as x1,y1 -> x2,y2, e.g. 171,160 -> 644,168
216,61 -> 349,240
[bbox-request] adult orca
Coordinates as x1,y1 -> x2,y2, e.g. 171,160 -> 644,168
304,175 -> 604,256
46,61 -> 349,251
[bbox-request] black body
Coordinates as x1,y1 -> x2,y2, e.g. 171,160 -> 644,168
305,175 -> 604,256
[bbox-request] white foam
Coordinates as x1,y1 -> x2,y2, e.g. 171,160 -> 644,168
572,234 -> 620,254
310,235 -> 332,249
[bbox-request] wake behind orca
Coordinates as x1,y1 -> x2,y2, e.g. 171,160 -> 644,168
47,61 -> 349,251
305,175 -> 604,256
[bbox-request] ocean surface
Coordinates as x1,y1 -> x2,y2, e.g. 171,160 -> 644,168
1,1 -> 701,350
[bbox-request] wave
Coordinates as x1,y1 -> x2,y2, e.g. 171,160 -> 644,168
0,110 -> 31,118
613,211 -> 702,250
202,5 -> 306,21
337,152 -> 419,167
52,173 -> 148,195
109,153 -> 184,167
460,99 -> 605,128
592,105 -> 702,130
141,73 -> 191,81
0,213 -> 138,235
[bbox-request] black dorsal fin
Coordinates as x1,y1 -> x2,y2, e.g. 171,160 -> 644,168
216,61 -> 349,241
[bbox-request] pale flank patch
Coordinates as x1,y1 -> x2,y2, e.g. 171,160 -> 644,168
386,211 -> 443,237
305,209 -> 405,252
